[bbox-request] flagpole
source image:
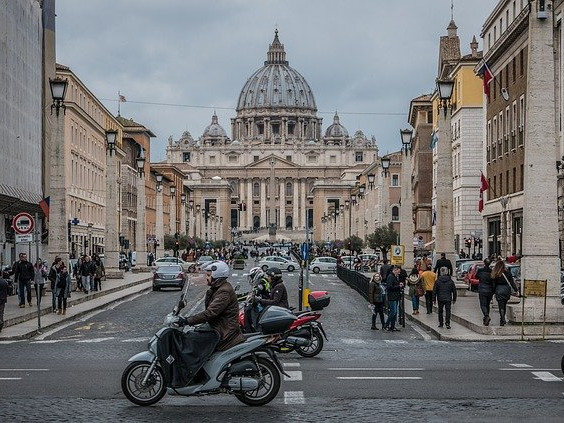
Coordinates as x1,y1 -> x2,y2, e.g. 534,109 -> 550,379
118,91 -> 121,116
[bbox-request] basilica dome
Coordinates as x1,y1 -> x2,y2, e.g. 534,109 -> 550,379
236,30 -> 316,111
202,112 -> 228,138
325,112 -> 348,138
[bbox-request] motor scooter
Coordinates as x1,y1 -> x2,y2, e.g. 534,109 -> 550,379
121,281 -> 294,406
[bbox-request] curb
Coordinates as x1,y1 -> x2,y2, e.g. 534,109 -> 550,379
0,281 -> 153,340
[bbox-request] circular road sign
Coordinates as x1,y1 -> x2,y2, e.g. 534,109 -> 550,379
13,212 -> 35,235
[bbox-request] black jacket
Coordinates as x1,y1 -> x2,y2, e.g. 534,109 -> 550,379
379,264 -> 391,281
477,266 -> 494,294
260,279 -> 289,309
79,261 -> 95,277
13,260 -> 35,282
385,273 -> 402,301
434,258 -> 453,275
492,270 -> 518,301
0,278 -> 8,304
433,275 -> 457,303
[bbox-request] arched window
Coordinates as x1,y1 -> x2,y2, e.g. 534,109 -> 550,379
253,182 -> 260,197
391,206 -> 400,221
253,216 -> 260,228
308,180 -> 314,194
285,216 -> 293,229
286,182 -> 293,196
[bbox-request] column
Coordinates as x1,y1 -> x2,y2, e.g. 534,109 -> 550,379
300,179 -> 307,229
260,179 -> 267,228
155,188 -> 164,258
247,179 -> 253,229
169,193 -> 177,236
135,172 -> 147,268
279,179 -> 285,229
399,153 -> 415,266
104,151 -> 122,277
239,182 -> 245,230
179,201 -> 186,236
293,178 -> 299,230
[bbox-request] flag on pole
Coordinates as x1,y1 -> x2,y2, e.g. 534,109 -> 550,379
39,196 -> 50,217
119,94 -> 127,102
477,62 -> 493,96
478,172 -> 489,213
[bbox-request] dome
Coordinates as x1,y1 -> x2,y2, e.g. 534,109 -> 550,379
237,30 -> 316,111
325,112 -> 349,138
202,112 -> 227,138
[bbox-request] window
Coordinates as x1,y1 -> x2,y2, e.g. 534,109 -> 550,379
391,206 -> 399,221
288,122 -> 295,135
286,155 -> 292,162
253,182 -> 260,197
228,155 -> 238,163
272,123 -> 280,135
512,57 -> 516,83
253,155 -> 259,162
520,164 -> 524,190
209,155 -> 216,164
513,167 -> 517,193
286,182 -> 293,196
355,152 -> 363,162
391,174 -> 399,186
330,155 -> 336,163
427,110 -> 433,123
257,123 -> 264,135
308,155 -> 317,163
506,170 -> 510,194
519,50 -> 524,76
499,173 -> 503,195
182,152 -> 190,162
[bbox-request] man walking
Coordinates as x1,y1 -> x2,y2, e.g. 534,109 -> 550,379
420,267 -> 437,314
79,256 -> 94,294
433,253 -> 453,275
13,253 -> 35,308
433,267 -> 457,329
384,266 -> 402,332
477,258 -> 494,326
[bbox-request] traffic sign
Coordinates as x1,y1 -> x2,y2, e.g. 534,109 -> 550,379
15,234 -> 33,243
390,244 -> 405,266
71,217 -> 80,225
300,243 -> 309,261
13,212 -> 34,235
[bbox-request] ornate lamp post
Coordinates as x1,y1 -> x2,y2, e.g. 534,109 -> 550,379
155,174 -> 164,258
169,185 -> 176,236
104,129 -> 122,276
180,192 -> 186,236
135,148 -> 148,268
399,128 -> 415,266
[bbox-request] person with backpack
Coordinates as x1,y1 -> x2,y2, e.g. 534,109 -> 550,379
433,267 -> 457,329
92,254 -> 105,291
407,267 -> 422,315
13,252 -> 35,308
477,258 -> 494,326
55,264 -> 71,315
79,255 -> 95,294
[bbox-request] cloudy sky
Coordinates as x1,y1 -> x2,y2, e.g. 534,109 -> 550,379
55,0 -> 496,161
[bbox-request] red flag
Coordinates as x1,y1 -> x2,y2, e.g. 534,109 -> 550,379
478,63 -> 493,96
478,172 -> 489,213
39,196 -> 50,217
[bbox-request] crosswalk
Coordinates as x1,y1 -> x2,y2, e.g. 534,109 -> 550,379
281,361 -> 304,404
499,362 -> 563,382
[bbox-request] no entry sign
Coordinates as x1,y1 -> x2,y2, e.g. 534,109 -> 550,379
13,212 -> 35,235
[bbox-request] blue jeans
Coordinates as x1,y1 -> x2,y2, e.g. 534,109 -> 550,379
82,275 -> 92,293
411,295 -> 419,311
18,280 -> 32,306
385,300 -> 398,329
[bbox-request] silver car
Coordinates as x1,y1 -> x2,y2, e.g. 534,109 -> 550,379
258,256 -> 300,272
152,264 -> 186,291
309,257 -> 337,273
153,257 -> 193,272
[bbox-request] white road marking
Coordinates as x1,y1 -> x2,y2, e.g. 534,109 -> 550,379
532,371 -> 562,382
232,274 -> 238,277
283,370 -> 303,381
328,368 -> 424,371
0,369 -> 49,371
385,340 -> 408,344
500,368 -> 560,371
341,338 -> 366,344
121,337 -> 151,343
284,391 -> 305,405
510,363 -> 533,368
283,362 -> 301,368
76,337 -> 115,343
0,377 -> 22,380
0,341 -> 24,344
30,340 -> 64,344
548,340 -> 564,343
337,376 -> 422,380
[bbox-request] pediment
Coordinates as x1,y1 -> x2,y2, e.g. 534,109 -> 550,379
245,154 -> 300,169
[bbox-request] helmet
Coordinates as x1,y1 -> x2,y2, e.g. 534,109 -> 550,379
265,267 -> 282,281
204,261 -> 230,279
248,266 -> 264,285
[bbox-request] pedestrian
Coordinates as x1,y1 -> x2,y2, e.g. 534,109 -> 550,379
12,252 -> 35,308
477,258 -> 494,326
48,257 -> 62,313
79,256 -> 94,294
92,254 -> 105,291
368,273 -> 385,330
55,264 -> 71,315
0,271 -> 9,333
33,258 -> 47,304
433,267 -> 457,329
491,260 -> 519,326
407,267 -> 421,315
433,253 -> 453,275
384,266 -> 402,332
379,259 -> 391,281
420,267 -> 437,314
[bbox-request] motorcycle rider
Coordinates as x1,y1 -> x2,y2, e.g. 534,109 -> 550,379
244,267 -> 270,332
257,267 -> 289,309
181,261 -> 245,351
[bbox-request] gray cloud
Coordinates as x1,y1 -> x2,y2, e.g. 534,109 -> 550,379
56,0 -> 496,160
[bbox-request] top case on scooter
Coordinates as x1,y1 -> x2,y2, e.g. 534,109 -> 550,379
308,291 -> 330,311
258,306 -> 297,334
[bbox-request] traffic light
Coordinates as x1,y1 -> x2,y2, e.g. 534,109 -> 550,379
242,202 -> 247,211
174,241 -> 179,250
465,238 -> 472,248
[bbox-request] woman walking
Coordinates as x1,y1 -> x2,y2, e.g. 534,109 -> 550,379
55,264 -> 71,315
33,258 -> 47,302
368,273 -> 385,330
92,254 -> 105,291
407,267 -> 421,315
491,261 -> 519,326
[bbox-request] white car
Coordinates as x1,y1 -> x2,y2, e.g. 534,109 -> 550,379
339,256 -> 354,268
309,257 -> 337,273
152,257 -> 193,272
258,256 -> 300,272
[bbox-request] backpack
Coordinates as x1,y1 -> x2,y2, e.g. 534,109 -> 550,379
56,274 -> 66,289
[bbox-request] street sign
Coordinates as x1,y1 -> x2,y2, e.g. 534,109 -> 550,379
12,212 -> 34,235
523,279 -> 547,297
15,234 -> 33,243
71,217 -> 80,225
412,237 -> 418,247
300,242 -> 309,261
390,244 -> 405,266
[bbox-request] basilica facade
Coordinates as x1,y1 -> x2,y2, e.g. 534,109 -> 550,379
165,31 -> 380,242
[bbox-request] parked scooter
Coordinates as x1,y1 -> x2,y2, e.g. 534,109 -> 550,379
121,281 -> 295,407
238,290 -> 330,358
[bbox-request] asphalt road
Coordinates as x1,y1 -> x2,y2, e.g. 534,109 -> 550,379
1,264 -> 563,422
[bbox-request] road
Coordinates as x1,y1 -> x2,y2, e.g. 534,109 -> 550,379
1,264 -> 563,422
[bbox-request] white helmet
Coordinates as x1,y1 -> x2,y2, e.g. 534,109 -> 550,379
248,266 -> 264,285
204,261 -> 230,279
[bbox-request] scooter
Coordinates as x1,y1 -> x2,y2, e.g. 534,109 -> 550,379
121,281 -> 294,407
238,290 -> 330,358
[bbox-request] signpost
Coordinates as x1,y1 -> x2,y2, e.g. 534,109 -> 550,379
12,212 -> 34,235
390,245 -> 405,266
521,279 -> 547,341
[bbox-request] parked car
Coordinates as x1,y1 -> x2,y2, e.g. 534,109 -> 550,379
505,263 -> 521,293
258,256 -> 300,272
196,255 -> 214,268
153,257 -> 192,272
456,261 -> 479,281
464,262 -> 486,291
309,257 -> 337,273
152,264 -> 186,291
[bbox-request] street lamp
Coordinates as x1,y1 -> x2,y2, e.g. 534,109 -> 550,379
136,148 -> 145,176
188,199 -> 194,210
156,174 -> 163,192
180,193 -> 186,204
105,129 -> 118,156
437,78 -> 455,116
367,173 -> 375,190
400,128 -> 413,155
170,185 -> 176,196
359,185 -> 366,197
49,77 -> 68,116
381,157 -> 391,177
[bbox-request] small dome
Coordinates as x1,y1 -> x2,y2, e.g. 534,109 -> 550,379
202,112 -> 227,138
325,112 -> 349,138
178,130 -> 195,145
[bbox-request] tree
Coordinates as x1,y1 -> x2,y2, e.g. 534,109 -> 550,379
366,223 -> 399,261
343,235 -> 364,254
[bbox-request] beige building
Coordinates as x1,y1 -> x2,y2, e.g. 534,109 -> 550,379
165,31 -> 379,242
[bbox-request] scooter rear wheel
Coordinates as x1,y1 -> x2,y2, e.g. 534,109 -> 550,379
296,328 -> 324,358
121,361 -> 166,406
235,357 -> 280,406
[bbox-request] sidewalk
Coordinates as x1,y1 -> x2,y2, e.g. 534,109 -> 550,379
0,272 -> 153,340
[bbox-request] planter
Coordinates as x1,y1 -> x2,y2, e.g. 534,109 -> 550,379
233,261 -> 246,270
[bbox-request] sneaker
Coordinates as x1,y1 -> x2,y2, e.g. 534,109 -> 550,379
19,304 -> 25,308
500,320 -> 506,326
371,326 -> 376,330
446,324 -> 451,329
484,316 -> 491,326
438,324 -> 443,328
392,328 -> 400,332
28,303 -> 33,307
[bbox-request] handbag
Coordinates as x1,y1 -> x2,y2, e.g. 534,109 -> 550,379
415,283 -> 425,297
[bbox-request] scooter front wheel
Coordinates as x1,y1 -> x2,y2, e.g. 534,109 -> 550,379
235,357 -> 280,406
121,360 -> 166,406
296,328 -> 324,358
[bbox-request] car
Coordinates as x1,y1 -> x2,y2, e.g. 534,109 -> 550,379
196,255 -> 214,268
464,262 -> 485,291
309,257 -> 337,273
153,257 -> 193,272
152,264 -> 186,291
456,261 -> 479,281
358,253 -> 380,262
258,256 -> 300,272
505,263 -> 521,293
339,256 -> 354,268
